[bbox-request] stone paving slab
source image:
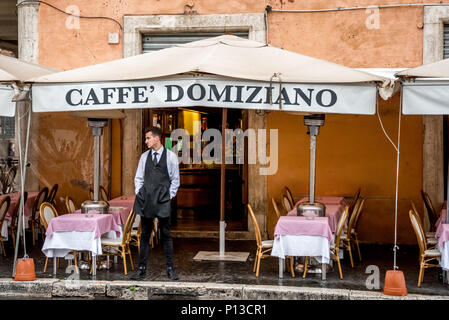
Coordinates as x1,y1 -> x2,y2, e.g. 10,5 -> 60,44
0,278 -> 447,300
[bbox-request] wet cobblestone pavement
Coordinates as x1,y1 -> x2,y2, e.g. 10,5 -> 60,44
1,234 -> 448,297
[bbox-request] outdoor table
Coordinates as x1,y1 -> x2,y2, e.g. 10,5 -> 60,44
42,213 -> 121,277
74,207 -> 130,228
108,195 -> 135,211
436,208 -> 447,230
288,202 -> 344,233
271,216 -> 333,280
0,191 -> 39,240
298,196 -> 348,207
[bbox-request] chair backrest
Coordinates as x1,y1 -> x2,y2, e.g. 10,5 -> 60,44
409,210 -> 427,254
11,192 -> 27,228
347,198 -> 361,234
421,190 -> 438,227
334,206 -> 350,247
282,195 -> 293,212
99,185 -> 109,201
271,197 -> 281,219
32,187 -> 49,221
352,197 -> 365,231
47,184 -> 58,203
247,204 -> 262,247
2,165 -> 17,194
121,210 -> 136,246
348,187 -> 361,217
89,188 -> 94,200
65,196 -> 76,213
283,186 -> 294,208
0,196 -> 11,228
39,202 -> 58,230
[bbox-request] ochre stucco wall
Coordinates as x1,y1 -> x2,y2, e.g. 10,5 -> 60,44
36,0 -> 431,243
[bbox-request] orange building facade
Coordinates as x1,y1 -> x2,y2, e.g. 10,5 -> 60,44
18,0 -> 449,244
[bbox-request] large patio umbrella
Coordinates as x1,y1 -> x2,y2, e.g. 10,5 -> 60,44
0,53 -> 58,277
397,60 -> 449,282
28,35 -> 388,261
397,60 -> 449,223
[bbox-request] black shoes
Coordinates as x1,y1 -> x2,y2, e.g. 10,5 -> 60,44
130,267 -> 146,280
166,266 -> 179,280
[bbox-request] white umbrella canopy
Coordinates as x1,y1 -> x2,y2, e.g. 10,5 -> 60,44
396,58 -> 449,115
31,35 -> 384,84
0,54 -> 58,116
0,53 -> 58,82
30,35 -> 388,115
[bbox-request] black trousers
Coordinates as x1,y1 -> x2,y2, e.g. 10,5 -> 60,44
138,216 -> 174,269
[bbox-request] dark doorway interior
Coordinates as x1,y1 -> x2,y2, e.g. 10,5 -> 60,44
143,107 -> 248,231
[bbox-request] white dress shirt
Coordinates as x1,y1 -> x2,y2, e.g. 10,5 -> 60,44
134,146 -> 180,199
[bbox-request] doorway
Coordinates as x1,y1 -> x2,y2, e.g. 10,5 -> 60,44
143,107 -> 248,231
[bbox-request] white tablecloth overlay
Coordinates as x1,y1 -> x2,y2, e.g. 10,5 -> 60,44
438,241 -> 449,271
271,234 -> 334,264
42,228 -> 120,258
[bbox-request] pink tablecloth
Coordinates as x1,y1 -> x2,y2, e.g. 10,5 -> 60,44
274,216 -> 333,243
108,195 -> 135,211
298,196 -> 347,207
1,191 -> 38,220
288,203 -> 344,233
436,223 -> 449,250
46,213 -> 121,239
75,207 -> 130,226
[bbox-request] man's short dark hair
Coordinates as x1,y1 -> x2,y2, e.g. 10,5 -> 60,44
145,126 -> 163,140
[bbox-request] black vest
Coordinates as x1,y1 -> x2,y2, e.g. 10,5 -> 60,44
133,148 -> 172,218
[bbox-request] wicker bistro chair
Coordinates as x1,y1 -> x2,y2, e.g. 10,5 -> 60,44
65,196 -> 76,214
339,198 -> 362,268
40,202 -> 78,273
0,196 -> 11,256
282,195 -> 293,213
283,187 -> 295,208
99,185 -> 109,202
99,210 -> 137,275
347,188 -> 361,222
350,197 -> 365,262
129,214 -> 141,253
409,210 -> 442,287
30,187 -> 49,246
410,201 -> 438,248
247,204 -> 295,277
271,197 -> 282,220
1,165 -> 17,194
9,192 -> 27,251
46,184 -> 58,205
421,190 -> 439,232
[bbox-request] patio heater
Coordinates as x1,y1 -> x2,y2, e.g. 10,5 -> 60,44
297,114 -> 326,217
81,119 -> 109,214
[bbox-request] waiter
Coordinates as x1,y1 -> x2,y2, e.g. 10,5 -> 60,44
131,126 -> 180,280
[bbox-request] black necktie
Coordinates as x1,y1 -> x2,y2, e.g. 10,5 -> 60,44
153,152 -> 158,165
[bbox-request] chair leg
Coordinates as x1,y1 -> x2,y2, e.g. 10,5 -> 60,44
355,234 -> 362,261
255,250 -> 262,277
303,256 -> 309,278
127,245 -> 134,271
31,225 -> 35,246
44,258 -> 48,272
137,239 -> 140,255
289,257 -> 295,278
11,231 -> 15,251
253,249 -> 259,273
122,251 -> 128,275
0,239 -> 5,257
418,258 -> 425,287
335,251 -> 343,280
346,240 -> 354,268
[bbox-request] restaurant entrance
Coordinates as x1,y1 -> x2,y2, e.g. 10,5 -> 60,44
142,107 -> 248,232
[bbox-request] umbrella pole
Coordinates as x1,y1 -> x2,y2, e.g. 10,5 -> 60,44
12,104 -> 31,277
219,108 -> 227,256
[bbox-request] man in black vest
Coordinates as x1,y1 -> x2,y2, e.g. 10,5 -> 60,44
131,126 -> 180,280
